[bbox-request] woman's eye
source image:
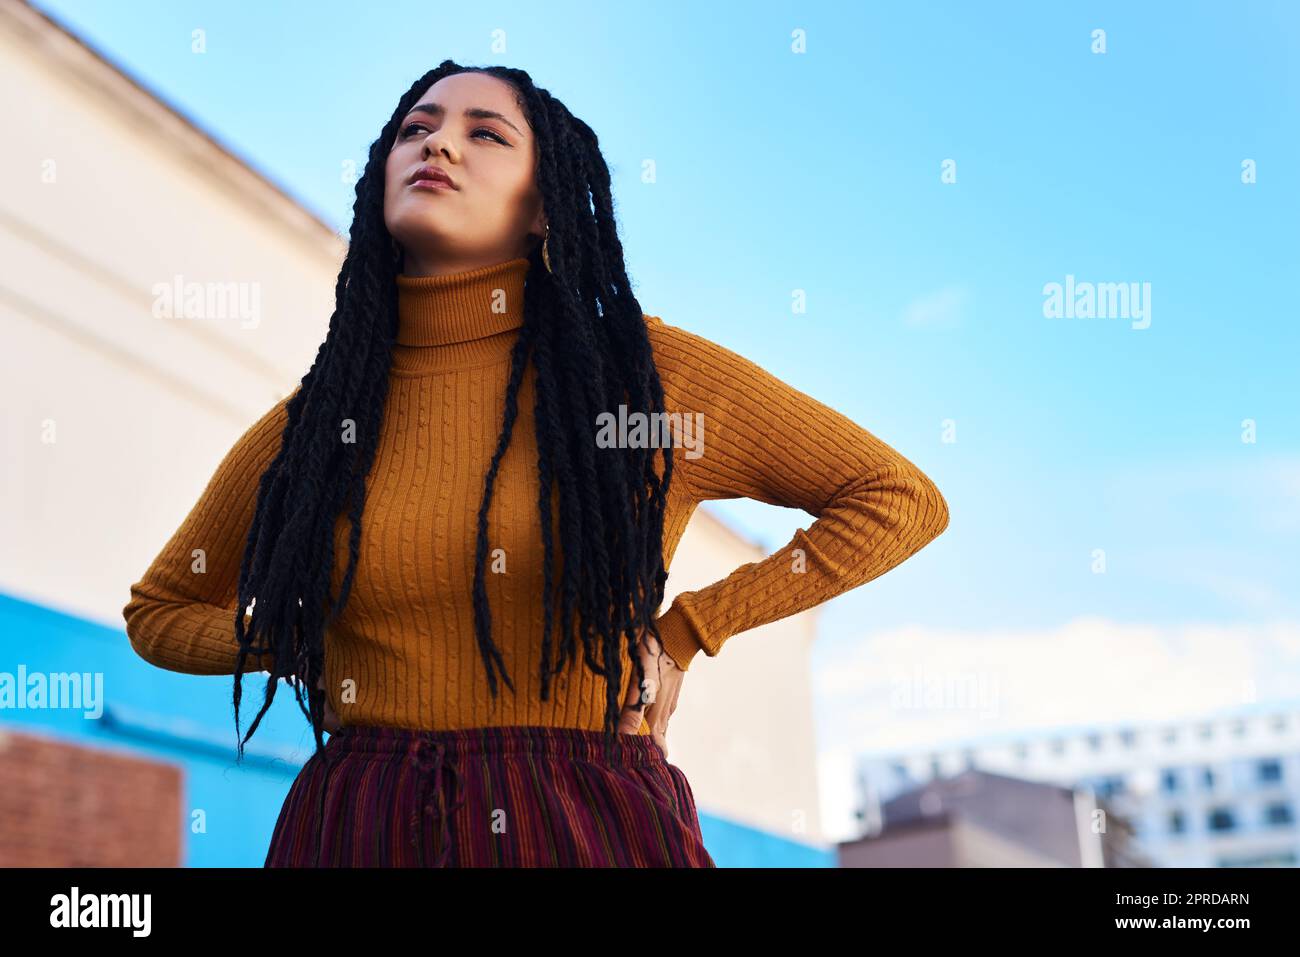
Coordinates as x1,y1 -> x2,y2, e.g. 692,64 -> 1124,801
398,122 -> 506,145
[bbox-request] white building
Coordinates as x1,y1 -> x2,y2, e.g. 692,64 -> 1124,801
854,704 -> 1300,867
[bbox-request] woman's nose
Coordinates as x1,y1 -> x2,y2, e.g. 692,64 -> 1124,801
423,135 -> 457,164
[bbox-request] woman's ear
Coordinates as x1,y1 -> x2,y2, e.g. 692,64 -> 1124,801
529,218 -> 548,258
529,205 -> 547,238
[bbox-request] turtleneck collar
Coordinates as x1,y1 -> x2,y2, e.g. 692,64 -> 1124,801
391,256 -> 531,374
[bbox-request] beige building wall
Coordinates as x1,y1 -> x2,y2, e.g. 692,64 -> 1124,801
0,0 -> 340,631
0,0 -> 828,847
662,506 -> 826,844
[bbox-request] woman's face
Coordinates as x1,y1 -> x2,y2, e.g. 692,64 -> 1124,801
384,72 -> 545,277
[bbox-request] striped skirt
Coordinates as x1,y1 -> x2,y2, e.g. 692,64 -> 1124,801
264,723 -> 716,867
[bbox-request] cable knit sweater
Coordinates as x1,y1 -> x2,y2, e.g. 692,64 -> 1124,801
122,256 -> 949,735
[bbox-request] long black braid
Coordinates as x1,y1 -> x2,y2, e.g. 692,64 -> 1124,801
231,61 -> 675,767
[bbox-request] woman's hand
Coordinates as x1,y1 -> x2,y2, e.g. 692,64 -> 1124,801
617,626 -> 684,759
316,673 -> 342,734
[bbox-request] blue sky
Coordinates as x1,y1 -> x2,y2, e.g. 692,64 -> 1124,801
36,0 -> 1300,834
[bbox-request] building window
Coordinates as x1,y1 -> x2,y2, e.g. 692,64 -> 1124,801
1107,774 -> 1126,797
1207,807 -> 1236,832
1264,803 -> 1293,826
1050,738 -> 1065,756
1119,728 -> 1136,748
1161,769 -> 1179,793
1163,727 -> 1178,745
1168,810 -> 1185,834
1202,766 -> 1215,789
1087,733 -> 1102,751
1257,759 -> 1283,783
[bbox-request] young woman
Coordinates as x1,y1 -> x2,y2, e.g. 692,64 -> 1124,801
122,61 -> 950,868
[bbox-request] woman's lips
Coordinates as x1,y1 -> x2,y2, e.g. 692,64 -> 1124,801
409,178 -> 454,191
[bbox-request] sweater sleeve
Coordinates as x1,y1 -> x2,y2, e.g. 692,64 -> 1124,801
122,389 -> 298,675
643,317 -> 950,671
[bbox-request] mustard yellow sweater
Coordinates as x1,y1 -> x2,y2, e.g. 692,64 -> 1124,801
123,256 -> 949,735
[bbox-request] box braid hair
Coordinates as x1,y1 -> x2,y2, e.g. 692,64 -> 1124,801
231,61 -> 675,766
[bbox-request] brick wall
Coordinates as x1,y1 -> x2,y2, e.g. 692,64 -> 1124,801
0,726 -> 182,866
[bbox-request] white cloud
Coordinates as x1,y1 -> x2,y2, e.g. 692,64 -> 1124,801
814,616 -> 1300,758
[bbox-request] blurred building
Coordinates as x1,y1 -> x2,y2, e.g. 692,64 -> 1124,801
840,768 -> 1148,867
0,0 -> 832,866
852,707 -> 1300,867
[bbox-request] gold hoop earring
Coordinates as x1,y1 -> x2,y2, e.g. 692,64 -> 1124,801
541,224 -> 552,274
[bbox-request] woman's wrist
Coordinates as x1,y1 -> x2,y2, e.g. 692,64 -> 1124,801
653,604 -> 702,672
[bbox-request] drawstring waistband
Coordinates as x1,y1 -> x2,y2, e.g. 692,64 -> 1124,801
409,738 -> 467,866
327,724 -> 666,866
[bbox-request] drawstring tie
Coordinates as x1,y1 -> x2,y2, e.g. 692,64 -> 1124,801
408,738 -> 467,866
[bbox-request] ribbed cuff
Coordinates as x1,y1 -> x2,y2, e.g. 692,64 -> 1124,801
653,603 -> 705,672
